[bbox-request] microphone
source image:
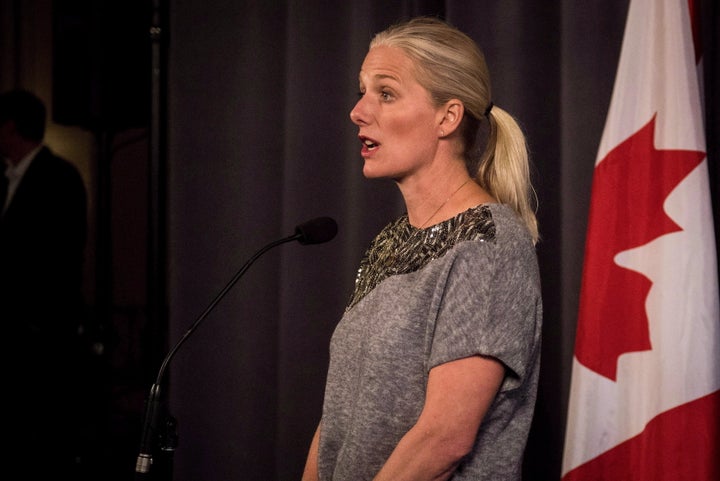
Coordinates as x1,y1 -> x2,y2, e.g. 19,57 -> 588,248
134,217 -> 337,477
294,216 -> 338,245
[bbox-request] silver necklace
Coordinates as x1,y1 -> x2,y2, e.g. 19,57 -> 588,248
375,178 -> 473,272
417,178 -> 472,229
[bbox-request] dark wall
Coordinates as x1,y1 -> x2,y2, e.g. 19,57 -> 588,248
52,0 -> 151,131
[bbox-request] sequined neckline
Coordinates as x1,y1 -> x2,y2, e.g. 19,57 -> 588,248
346,204 -> 497,310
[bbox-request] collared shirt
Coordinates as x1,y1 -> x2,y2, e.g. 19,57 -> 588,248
2,144 -> 41,215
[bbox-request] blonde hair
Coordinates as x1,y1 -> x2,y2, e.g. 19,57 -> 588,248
370,17 -> 539,243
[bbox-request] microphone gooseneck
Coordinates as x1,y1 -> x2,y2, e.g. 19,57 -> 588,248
134,217 -> 337,476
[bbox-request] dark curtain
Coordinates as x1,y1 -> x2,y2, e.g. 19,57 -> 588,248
165,1 -> 718,480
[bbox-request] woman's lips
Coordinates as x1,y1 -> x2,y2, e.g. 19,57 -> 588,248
359,136 -> 380,156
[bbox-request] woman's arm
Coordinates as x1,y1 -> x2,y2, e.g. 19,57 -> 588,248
373,355 -> 505,481
301,422 -> 322,481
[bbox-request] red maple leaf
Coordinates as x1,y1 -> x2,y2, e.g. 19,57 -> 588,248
575,115 -> 705,381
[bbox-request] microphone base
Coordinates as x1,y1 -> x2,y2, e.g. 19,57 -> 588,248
136,453 -> 152,474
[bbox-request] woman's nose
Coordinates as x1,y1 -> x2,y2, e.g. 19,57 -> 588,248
349,99 -> 367,125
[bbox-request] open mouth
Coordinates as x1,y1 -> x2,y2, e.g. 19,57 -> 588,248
361,136 -> 379,151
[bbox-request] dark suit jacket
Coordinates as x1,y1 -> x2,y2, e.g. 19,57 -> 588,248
0,145 -> 88,367
0,146 -> 91,471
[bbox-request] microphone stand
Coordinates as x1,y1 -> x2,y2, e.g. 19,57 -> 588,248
134,230 -> 311,479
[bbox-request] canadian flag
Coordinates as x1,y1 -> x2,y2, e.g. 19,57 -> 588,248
561,0 -> 720,479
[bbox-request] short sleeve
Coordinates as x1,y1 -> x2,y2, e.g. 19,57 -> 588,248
427,234 -> 541,392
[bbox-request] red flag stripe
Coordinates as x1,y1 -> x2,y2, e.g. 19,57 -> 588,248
687,0 -> 702,63
563,390 -> 720,481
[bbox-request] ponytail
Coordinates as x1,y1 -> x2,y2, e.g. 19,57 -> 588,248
476,105 -> 539,243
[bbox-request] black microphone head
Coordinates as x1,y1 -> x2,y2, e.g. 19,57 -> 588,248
295,217 -> 338,245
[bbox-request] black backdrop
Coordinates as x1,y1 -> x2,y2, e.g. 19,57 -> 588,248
161,1 -> 719,480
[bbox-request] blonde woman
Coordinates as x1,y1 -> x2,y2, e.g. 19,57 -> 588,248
303,17 -> 542,481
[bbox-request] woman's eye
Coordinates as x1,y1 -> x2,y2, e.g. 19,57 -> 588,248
380,91 -> 392,101
357,90 -> 365,98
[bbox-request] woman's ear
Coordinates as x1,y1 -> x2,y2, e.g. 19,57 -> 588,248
438,100 -> 464,137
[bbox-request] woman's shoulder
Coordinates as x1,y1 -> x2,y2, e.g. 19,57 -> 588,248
483,203 -> 535,245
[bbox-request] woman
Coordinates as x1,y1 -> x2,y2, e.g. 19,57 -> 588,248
302,17 -> 542,481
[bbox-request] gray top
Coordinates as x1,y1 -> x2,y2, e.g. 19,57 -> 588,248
317,204 -> 543,481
